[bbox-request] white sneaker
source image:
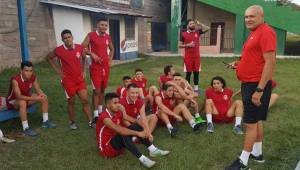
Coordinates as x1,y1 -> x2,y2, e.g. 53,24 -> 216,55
139,156 -> 156,168
150,149 -> 170,157
0,137 -> 15,143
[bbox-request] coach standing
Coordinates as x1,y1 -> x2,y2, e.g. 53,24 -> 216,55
225,5 -> 276,170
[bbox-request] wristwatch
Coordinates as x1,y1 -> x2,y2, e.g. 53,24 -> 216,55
255,87 -> 264,92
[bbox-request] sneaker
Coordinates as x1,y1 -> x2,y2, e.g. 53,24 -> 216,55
140,156 -> 156,168
250,154 -> 265,163
149,149 -> 170,157
23,128 -> 37,137
94,116 -> 98,122
193,123 -> 203,131
207,122 -> 214,133
42,120 -> 56,129
69,122 -> 78,130
225,158 -> 251,170
195,117 -> 206,124
169,127 -> 177,137
88,121 -> 96,128
233,125 -> 243,135
0,137 -> 15,143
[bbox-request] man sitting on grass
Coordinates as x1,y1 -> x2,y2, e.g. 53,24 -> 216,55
116,76 -> 132,99
158,65 -> 175,89
6,61 -> 56,137
96,93 -> 169,168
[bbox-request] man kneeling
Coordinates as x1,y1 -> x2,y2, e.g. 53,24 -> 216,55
96,93 -> 169,168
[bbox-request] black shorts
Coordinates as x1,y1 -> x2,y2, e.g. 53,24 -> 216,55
241,80 -> 272,124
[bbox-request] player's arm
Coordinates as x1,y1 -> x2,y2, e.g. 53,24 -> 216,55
82,35 -> 101,63
81,49 -> 88,75
195,21 -> 210,33
108,40 -> 115,64
12,80 -> 41,101
32,78 -> 46,98
167,81 -> 190,100
138,104 -> 150,132
155,96 -> 175,116
138,88 -> 145,99
47,51 -> 63,78
118,104 -> 136,124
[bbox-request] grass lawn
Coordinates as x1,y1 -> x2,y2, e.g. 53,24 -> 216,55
0,56 -> 299,170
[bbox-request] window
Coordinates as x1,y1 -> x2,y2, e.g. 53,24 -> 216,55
125,17 -> 135,40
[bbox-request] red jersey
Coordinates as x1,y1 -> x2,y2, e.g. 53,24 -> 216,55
237,23 -> 276,82
205,88 -> 233,119
116,86 -> 127,99
181,30 -> 200,58
96,109 -> 124,157
159,75 -> 173,87
152,92 -> 176,113
54,44 -> 84,83
132,77 -> 147,96
7,74 -> 36,102
89,31 -> 111,70
119,97 -> 144,119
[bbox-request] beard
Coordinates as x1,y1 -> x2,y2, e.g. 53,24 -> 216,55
188,26 -> 195,31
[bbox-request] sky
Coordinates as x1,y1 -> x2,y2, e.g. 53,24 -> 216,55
291,0 -> 300,5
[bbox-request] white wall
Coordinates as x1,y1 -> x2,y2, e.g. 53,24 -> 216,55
120,17 -> 138,53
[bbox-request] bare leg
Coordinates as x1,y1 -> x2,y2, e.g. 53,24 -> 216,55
67,96 -> 76,122
269,93 -> 279,108
146,114 -> 158,133
77,89 -> 93,122
173,103 -> 194,122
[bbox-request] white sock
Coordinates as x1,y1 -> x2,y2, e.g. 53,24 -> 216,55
194,85 -> 198,91
251,142 -> 262,156
206,114 -> 212,123
132,136 -> 137,142
98,105 -> 103,113
22,120 -> 29,130
235,117 -> 242,126
239,150 -> 250,166
195,113 -> 200,118
93,110 -> 99,118
166,123 -> 173,133
147,144 -> 157,153
189,119 -> 197,128
0,129 -> 3,138
139,155 -> 147,162
42,112 -> 49,122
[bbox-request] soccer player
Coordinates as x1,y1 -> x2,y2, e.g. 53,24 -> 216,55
6,61 -> 56,137
116,76 -> 132,99
82,18 -> 115,119
153,82 -> 203,137
204,76 -> 243,135
96,93 -> 169,168
158,65 -> 175,89
0,129 -> 15,143
179,19 -> 209,92
225,5 -> 276,170
47,29 -> 94,130
120,83 -> 158,136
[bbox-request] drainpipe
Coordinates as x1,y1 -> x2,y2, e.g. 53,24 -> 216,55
17,0 -> 30,61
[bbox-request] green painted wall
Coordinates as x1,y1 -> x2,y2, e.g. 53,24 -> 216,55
170,0 -> 181,53
274,27 -> 286,55
234,14 -> 245,54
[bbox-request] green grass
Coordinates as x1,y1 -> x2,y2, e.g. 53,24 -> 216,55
0,56 -> 299,170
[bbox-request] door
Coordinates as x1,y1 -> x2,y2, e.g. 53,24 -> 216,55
109,19 -> 120,60
210,22 -> 225,49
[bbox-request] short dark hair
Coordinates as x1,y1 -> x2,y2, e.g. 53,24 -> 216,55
98,17 -> 108,23
164,65 -> 173,75
21,61 -> 33,69
135,68 -> 143,73
210,76 -> 226,88
104,92 -> 119,104
122,76 -> 131,81
173,72 -> 182,77
61,29 -> 72,38
162,83 -> 172,91
127,83 -> 138,90
186,19 -> 194,25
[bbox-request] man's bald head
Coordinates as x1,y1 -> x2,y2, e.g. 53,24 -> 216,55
244,5 -> 265,31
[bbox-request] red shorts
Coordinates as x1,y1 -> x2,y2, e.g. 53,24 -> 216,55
184,56 -> 201,72
99,143 -> 123,158
61,79 -> 86,99
90,67 -> 109,90
6,98 -> 30,110
213,114 -> 234,124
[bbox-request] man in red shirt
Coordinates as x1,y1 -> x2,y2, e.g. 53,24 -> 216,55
225,5 -> 276,170
82,18 -> 115,119
179,19 -> 209,93
204,76 -> 243,134
96,93 -> 169,168
47,29 -> 94,130
158,65 -> 175,89
6,61 -> 56,137
116,76 -> 132,99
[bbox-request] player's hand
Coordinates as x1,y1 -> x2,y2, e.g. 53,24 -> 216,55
227,61 -> 238,69
137,131 -> 147,138
33,95 -> 45,101
174,114 -> 183,122
252,91 -> 263,106
38,93 -> 47,99
148,134 -> 154,143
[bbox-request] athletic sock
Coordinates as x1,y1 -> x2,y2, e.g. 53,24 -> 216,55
147,144 -> 157,153
42,112 -> 49,122
166,123 -> 173,133
206,114 -> 212,123
194,113 -> 200,118
98,105 -> 103,113
239,150 -> 250,166
235,116 -> 242,126
22,120 -> 29,130
189,119 -> 197,128
93,110 -> 99,118
194,85 -> 199,91
0,129 -> 3,138
251,142 -> 262,156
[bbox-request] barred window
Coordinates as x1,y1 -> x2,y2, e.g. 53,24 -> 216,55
125,17 -> 135,40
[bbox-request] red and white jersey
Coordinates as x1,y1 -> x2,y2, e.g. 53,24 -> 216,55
96,109 -> 124,153
119,97 -> 144,119
181,30 -> 200,58
152,92 -> 176,113
159,75 -> 173,87
205,87 -> 233,116
6,74 -> 36,102
116,86 -> 127,99
54,44 -> 84,83
132,77 -> 147,96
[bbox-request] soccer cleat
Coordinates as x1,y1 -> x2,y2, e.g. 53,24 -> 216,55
94,116 -> 98,122
89,121 -> 96,128
233,125 -> 244,135
69,122 -> 78,130
149,149 -> 170,157
169,127 -> 177,137
193,123 -> 204,132
23,128 -> 37,137
195,117 -> 206,124
140,156 -> 156,168
250,154 -> 265,163
207,122 -> 214,133
225,158 -> 251,170
0,137 -> 15,143
42,120 -> 57,129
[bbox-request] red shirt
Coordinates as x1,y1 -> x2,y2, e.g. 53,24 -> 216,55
237,23 -> 276,82
159,75 -> 173,87
181,31 -> 200,58
7,74 -> 36,102
132,77 -> 147,96
205,88 -> 233,118
96,109 -> 124,155
119,97 -> 144,119
116,86 -> 127,99
54,44 -> 84,83
152,92 -> 176,113
89,31 -> 111,70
